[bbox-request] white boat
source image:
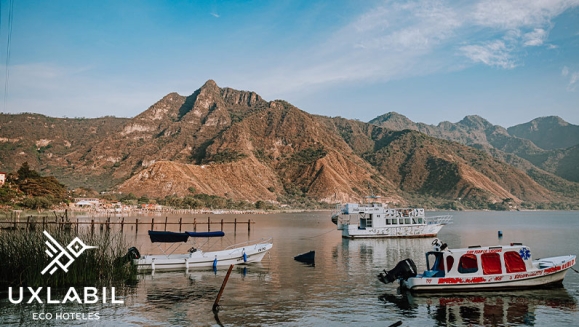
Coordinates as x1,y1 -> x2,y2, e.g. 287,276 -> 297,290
127,231 -> 273,271
378,239 -> 576,292
331,200 -> 452,238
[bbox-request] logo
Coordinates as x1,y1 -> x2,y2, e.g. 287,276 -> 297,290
41,230 -> 97,275
519,247 -> 531,260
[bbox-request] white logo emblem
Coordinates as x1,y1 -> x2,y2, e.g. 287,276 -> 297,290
41,230 -> 98,275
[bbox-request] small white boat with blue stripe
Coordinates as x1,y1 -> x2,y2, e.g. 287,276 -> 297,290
127,231 -> 273,271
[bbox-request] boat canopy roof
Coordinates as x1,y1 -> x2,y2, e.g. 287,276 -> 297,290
186,231 -> 225,238
148,230 -> 225,243
148,231 -> 189,243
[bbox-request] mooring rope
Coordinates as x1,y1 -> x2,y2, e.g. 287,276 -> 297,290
302,228 -> 336,239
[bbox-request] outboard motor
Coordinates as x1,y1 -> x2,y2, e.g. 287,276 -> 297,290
127,247 -> 141,259
115,247 -> 141,266
377,258 -> 417,284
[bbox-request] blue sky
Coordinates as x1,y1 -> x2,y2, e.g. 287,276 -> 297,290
0,0 -> 578,127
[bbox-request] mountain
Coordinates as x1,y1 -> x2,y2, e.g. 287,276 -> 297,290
508,116 -> 579,150
1,81 -> 578,208
369,112 -> 579,184
318,117 -> 562,204
117,93 -> 402,204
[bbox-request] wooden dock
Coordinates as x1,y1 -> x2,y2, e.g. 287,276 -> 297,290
0,215 -> 255,234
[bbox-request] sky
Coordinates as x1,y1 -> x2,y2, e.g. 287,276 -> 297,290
0,0 -> 578,128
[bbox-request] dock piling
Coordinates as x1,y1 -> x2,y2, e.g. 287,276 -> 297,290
213,264 -> 234,312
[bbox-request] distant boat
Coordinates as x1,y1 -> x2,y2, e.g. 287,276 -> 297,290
127,230 -> 273,271
294,250 -> 315,264
378,239 -> 576,292
331,197 -> 452,238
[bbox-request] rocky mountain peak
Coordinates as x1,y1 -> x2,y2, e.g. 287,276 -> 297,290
508,115 -> 578,150
201,79 -> 219,90
458,115 -> 492,129
369,112 -> 417,131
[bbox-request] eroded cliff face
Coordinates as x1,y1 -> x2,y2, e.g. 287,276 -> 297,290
117,98 -> 402,203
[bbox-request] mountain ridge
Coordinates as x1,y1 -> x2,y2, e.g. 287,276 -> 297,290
1,81 -> 578,208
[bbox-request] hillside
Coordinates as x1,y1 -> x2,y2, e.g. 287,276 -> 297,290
318,117 -> 563,205
369,112 -> 579,185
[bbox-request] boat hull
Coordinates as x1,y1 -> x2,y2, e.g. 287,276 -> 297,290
133,242 -> 273,271
403,256 -> 575,292
342,224 -> 444,238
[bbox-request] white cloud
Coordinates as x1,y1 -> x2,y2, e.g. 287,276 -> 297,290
568,71 -> 579,91
562,66 -> 579,91
460,41 -> 516,69
523,28 -> 548,46
562,66 -> 569,76
472,0 -> 576,29
252,0 -> 579,97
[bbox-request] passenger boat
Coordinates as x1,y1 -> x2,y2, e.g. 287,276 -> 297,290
377,239 -> 576,292
331,198 -> 452,238
126,230 -> 273,271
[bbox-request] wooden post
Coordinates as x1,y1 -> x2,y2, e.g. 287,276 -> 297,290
90,219 -> 94,234
213,264 -> 235,312
248,219 -> 251,232
151,218 -> 154,231
179,218 -> 182,232
164,217 -> 168,231
76,218 -> 79,233
42,217 -> 46,230
194,218 -> 197,232
221,219 -> 224,231
208,217 -> 211,232
121,218 -> 124,232
234,218 -> 237,234
136,218 -> 139,233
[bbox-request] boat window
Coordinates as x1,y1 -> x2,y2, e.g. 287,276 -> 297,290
458,254 -> 478,273
404,218 -> 411,224
417,218 -> 423,224
391,218 -> 398,225
481,252 -> 502,275
446,255 -> 454,272
504,251 -> 527,273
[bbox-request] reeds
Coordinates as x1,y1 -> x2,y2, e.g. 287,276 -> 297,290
0,227 -> 136,288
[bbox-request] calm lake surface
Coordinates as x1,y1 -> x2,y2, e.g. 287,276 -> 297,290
1,211 -> 579,326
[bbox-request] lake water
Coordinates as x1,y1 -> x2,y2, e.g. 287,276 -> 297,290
1,211 -> 579,326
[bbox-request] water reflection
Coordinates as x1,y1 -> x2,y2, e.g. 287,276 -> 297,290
379,288 -> 577,326
337,237 -> 435,271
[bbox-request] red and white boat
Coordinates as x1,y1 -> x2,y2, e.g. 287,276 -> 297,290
378,239 -> 576,292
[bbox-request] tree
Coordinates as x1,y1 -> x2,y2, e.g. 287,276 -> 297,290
17,162 -> 40,181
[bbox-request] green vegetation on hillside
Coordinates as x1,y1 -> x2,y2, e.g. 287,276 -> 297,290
0,162 -> 68,209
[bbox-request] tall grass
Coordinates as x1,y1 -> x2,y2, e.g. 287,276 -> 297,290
0,227 -> 136,288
